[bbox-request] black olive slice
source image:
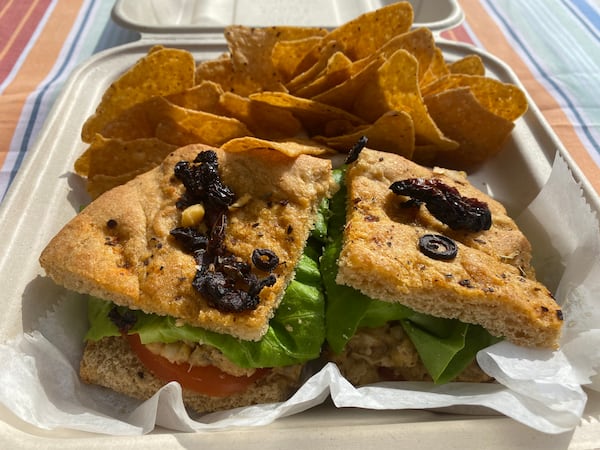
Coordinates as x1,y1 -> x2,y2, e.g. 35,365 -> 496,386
344,135 -> 368,164
418,234 -> 458,260
108,307 -> 137,333
252,248 -> 280,271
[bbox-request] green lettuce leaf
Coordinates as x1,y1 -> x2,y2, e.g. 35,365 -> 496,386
401,318 -> 500,384
322,166 -> 500,384
85,243 -> 326,369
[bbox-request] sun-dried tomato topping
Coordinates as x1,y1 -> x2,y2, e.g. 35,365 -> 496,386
389,178 -> 492,232
169,227 -> 208,255
174,150 -> 236,211
193,252 -> 277,313
170,150 -> 279,313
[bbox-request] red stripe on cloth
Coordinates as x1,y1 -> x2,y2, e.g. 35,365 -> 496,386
0,0 -> 53,85
440,25 -> 475,45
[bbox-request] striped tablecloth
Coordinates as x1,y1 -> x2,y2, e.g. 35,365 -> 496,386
1,0 -> 599,203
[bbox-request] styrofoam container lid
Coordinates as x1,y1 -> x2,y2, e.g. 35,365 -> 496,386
111,0 -> 464,35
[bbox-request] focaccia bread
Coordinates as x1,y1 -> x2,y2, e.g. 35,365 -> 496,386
336,148 -> 563,348
40,143 -> 335,341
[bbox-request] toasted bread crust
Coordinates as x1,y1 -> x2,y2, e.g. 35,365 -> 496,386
80,337 -> 303,414
40,144 -> 335,341
336,149 -> 562,348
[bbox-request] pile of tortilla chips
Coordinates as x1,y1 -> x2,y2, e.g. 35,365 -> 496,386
75,2 -> 528,199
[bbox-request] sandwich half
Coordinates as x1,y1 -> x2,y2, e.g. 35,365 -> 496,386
323,145 -> 563,385
40,143 -> 336,413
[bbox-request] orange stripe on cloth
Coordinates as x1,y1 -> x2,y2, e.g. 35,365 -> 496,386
456,0 -> 600,193
0,0 -> 84,168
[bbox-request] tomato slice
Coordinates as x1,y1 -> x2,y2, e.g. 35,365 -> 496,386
125,334 -> 270,398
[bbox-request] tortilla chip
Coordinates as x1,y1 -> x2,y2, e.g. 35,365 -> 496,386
76,3 -> 527,183
73,150 -> 91,177
272,36 -> 324,83
293,52 -> 353,98
219,92 -> 303,139
287,40 -> 342,92
291,2 -> 413,75
151,100 -> 252,146
311,55 -> 385,111
75,133 -> 173,177
99,100 -> 158,140
224,25 -> 327,94
322,119 -> 356,137
424,87 -> 515,168
166,81 -> 226,114
411,143 -> 441,167
195,56 -> 257,97
315,110 -> 415,158
98,97 -> 251,146
421,74 -> 528,121
322,2 -> 414,61
221,136 -> 333,157
86,135 -> 175,178
370,27 -> 436,81
81,46 -> 196,142
449,54 -> 485,76
419,47 -> 449,88
353,49 -> 458,150
82,135 -> 177,198
86,173 -> 142,200
249,91 -> 365,135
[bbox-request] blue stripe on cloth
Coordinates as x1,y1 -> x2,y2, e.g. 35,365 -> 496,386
483,0 -> 600,160
566,0 -> 600,35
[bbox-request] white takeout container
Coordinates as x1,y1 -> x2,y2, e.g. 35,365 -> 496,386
0,1 -> 599,448
111,0 -> 465,35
